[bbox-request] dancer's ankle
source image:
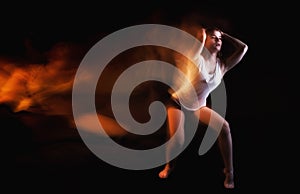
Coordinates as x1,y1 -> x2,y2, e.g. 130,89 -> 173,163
223,168 -> 234,189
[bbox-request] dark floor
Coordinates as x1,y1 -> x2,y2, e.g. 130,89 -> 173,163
3,103 -> 291,193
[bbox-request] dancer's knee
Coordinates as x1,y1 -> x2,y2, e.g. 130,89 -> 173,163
221,121 -> 231,136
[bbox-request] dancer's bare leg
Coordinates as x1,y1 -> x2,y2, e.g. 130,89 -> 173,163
159,107 -> 185,178
195,107 -> 234,189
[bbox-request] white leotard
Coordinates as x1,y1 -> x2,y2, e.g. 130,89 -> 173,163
194,57 -> 223,108
171,56 -> 223,110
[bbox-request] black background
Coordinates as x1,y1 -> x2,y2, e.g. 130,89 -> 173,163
2,1 -> 298,193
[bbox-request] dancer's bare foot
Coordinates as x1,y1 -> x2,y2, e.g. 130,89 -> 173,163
223,168 -> 235,189
158,165 -> 173,179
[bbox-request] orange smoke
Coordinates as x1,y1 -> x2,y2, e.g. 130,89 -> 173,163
0,43 -> 79,115
0,19 -> 224,137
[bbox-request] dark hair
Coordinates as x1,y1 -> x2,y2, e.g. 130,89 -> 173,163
205,26 -> 223,36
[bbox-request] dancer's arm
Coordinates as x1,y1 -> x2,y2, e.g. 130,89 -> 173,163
222,32 -> 248,73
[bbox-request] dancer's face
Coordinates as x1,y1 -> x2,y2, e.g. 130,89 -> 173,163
205,30 -> 222,53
